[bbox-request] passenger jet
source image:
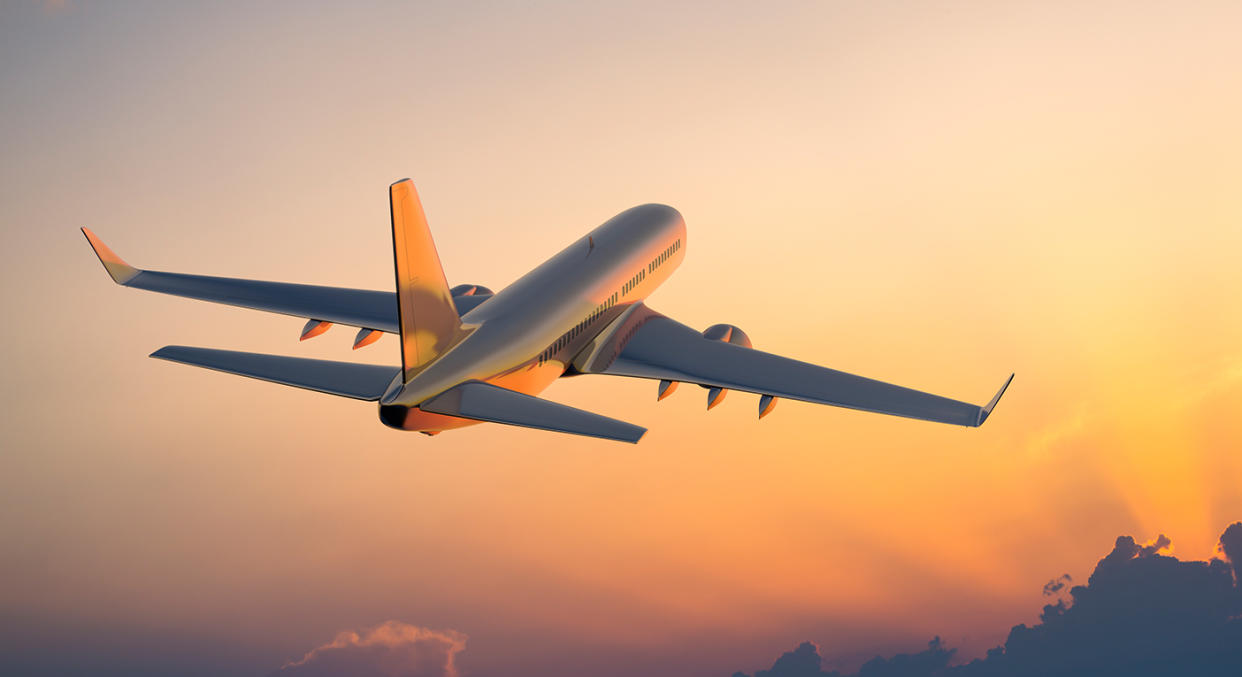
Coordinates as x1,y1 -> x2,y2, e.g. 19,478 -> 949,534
83,179 -> 1011,443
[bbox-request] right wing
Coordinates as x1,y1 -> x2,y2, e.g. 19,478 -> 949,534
577,303 -> 1011,427
81,228 -> 493,333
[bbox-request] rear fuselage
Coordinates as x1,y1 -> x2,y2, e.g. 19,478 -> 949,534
379,203 -> 686,433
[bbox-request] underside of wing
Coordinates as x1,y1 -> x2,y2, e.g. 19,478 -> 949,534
578,304 -> 1011,427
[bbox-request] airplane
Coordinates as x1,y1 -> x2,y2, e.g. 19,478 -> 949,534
83,179 -> 1012,443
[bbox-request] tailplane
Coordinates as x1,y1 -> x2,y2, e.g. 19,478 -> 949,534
389,179 -> 464,381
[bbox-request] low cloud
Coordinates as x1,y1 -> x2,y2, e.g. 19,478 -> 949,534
1040,574 -> 1071,597
735,522 -> 1242,677
1220,521 -> 1242,582
276,621 -> 467,677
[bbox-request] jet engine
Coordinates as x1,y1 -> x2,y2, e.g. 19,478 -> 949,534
450,284 -> 495,315
341,284 -> 498,350
450,284 -> 494,297
701,323 -> 752,348
698,324 -> 750,409
696,323 -> 776,417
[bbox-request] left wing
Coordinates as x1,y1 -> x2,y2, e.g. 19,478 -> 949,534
83,228 -> 402,332
576,304 -> 1011,427
82,228 -> 494,333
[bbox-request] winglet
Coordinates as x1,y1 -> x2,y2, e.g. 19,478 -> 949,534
81,228 -> 140,285
976,373 -> 1014,426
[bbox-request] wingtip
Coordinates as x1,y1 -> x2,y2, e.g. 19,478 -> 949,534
149,346 -> 177,360
81,227 -> 139,285
976,373 -> 1014,426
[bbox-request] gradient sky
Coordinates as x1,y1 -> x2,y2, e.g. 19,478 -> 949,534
2,1 -> 1241,675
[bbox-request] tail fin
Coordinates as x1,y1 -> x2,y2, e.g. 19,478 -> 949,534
390,179 -> 463,381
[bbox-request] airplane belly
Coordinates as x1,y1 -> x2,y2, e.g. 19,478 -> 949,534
383,406 -> 482,434
485,360 -> 564,395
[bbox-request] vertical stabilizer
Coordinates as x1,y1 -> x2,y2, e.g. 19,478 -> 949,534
389,179 -> 463,381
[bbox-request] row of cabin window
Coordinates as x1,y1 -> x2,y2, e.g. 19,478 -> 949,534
538,291 -> 622,365
541,240 -> 681,365
648,239 -> 680,274
624,268 -> 645,295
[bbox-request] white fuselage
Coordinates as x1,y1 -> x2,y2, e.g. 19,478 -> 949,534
379,203 -> 687,432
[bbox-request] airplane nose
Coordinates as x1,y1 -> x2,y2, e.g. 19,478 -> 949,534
630,203 -> 681,224
613,203 -> 683,235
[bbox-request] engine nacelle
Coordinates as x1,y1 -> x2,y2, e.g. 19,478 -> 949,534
699,324 -> 751,409
450,284 -> 494,297
450,284 -> 495,315
700,324 -> 776,417
701,323 -> 752,348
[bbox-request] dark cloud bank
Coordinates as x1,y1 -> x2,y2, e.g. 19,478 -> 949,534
736,522 -> 1242,677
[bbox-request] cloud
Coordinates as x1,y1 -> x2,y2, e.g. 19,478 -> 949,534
736,523 -> 1242,677
855,638 -> 954,677
276,621 -> 467,677
1220,521 -> 1242,582
1040,574 -> 1071,596
732,638 -> 955,677
731,641 -> 838,677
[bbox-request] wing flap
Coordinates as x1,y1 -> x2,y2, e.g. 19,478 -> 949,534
151,346 -> 400,400
420,381 -> 647,443
586,305 -> 1010,427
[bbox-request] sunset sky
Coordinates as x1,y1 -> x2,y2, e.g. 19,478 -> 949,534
2,1 -> 1241,675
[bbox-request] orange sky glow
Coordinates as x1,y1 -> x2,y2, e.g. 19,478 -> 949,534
2,2 -> 1241,676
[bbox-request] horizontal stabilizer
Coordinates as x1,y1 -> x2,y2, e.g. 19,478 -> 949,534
420,381 -> 646,443
151,346 -> 400,400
